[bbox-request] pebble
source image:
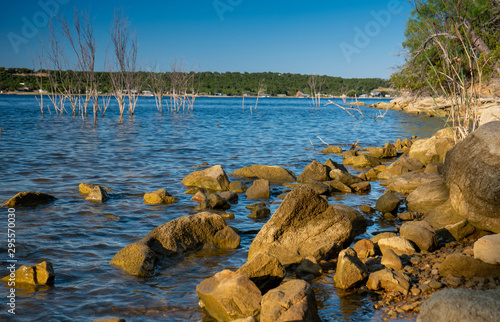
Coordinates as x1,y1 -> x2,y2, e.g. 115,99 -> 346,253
410,286 -> 421,296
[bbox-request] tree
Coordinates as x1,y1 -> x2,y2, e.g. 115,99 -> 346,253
392,0 -> 500,94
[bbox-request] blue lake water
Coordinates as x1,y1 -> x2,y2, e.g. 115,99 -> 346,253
0,95 -> 444,321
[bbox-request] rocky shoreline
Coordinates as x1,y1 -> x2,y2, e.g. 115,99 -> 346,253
3,119 -> 500,321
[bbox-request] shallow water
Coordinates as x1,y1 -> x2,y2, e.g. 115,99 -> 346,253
0,95 -> 444,321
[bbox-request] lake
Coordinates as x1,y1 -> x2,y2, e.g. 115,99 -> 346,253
0,95 -> 444,321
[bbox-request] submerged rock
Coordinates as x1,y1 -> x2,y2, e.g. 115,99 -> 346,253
144,189 -> 178,205
2,261 -> 54,286
260,279 -> 321,322
4,191 -> 56,207
231,165 -> 296,183
182,164 -> 231,191
443,121 -> 500,233
248,186 -> 352,265
196,270 -> 262,322
86,186 -> 109,202
110,212 -> 240,276
418,289 -> 500,322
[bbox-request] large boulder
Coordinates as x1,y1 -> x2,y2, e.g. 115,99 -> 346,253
260,279 -> 321,322
377,157 -> 424,180
230,165 -> 296,183
406,179 -> 449,214
438,254 -> 500,277
237,251 -> 286,293
110,212 -> 240,276
182,165 -> 231,191
381,172 -> 443,194
196,270 -> 262,321
473,234 -> 500,265
334,247 -> 368,289
248,187 -> 353,265
443,121 -> 500,233
409,136 -> 455,165
400,221 -> 438,252
4,191 -> 56,207
417,289 -> 500,322
297,161 -> 330,183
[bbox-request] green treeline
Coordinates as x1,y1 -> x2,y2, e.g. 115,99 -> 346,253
0,67 -> 390,97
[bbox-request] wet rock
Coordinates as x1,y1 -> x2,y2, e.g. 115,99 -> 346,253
248,206 -> 271,219
297,256 -> 323,276
350,181 -> 371,192
191,191 -> 206,202
409,135 -> 455,165
246,202 -> 267,211
360,205 -> 376,214
297,160 -> 330,183
79,183 -> 109,194
400,221 -> 438,252
93,317 -> 125,322
109,239 -> 158,277
352,239 -> 375,259
182,164 -> 230,191
237,251 -> 286,294
245,179 -> 271,199
417,289 -> 500,322
334,247 -> 368,289
321,146 -> 343,154
474,234 -> 500,265
330,170 -> 364,186
229,180 -> 248,193
86,186 -> 109,202
381,172 -> 443,194
144,189 -> 178,205
221,212 -> 235,220
184,187 -> 205,194
324,158 -> 349,173
366,268 -> 411,295
4,191 -> 56,207
111,212 -> 240,276
377,157 -> 424,180
375,192 -> 401,214
406,179 -> 449,214
196,270 -> 261,321
195,193 -> 231,211
217,191 -> 239,202
260,279 -> 321,322
343,154 -> 381,168
324,180 -> 352,193
381,248 -> 403,271
364,168 -> 377,181
230,165 -> 296,183
248,187 -> 353,265
2,261 -> 54,286
443,121 -> 500,233
378,237 -> 416,256
438,254 -> 500,278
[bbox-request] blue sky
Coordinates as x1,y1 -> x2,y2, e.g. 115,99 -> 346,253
0,0 -> 413,78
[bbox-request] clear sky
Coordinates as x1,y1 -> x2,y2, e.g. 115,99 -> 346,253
0,0 -> 413,79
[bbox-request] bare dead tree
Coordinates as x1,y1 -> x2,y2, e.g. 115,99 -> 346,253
253,79 -> 267,113
32,48 -> 46,115
110,9 -> 140,117
308,74 -> 324,109
148,64 -> 167,114
60,9 -> 99,119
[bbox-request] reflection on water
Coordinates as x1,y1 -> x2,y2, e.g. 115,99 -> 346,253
0,95 -> 444,321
